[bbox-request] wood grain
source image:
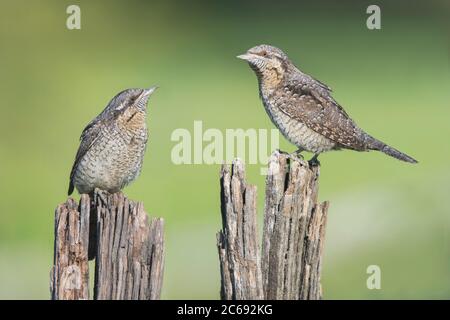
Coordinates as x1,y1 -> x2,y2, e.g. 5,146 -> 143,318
217,159 -> 263,300
218,150 -> 329,300
50,195 -> 90,300
50,190 -> 164,300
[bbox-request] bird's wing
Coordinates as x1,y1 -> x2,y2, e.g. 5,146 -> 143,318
68,118 -> 104,195
278,74 -> 367,151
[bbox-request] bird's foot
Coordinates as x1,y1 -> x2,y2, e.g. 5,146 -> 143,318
291,149 -> 305,159
286,150 -> 305,163
93,188 -> 109,204
275,148 -> 289,155
308,154 -> 321,167
275,149 -> 304,163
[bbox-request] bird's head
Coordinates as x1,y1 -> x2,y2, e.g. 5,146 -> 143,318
108,86 -> 158,114
237,45 -> 292,83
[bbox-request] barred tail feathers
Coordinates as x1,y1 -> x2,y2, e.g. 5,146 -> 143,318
366,136 -> 418,164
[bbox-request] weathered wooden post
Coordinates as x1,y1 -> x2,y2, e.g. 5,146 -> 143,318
217,160 -> 263,300
50,189 -> 164,300
50,196 -> 90,300
217,150 -> 329,300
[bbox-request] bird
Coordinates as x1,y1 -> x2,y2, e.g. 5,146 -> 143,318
68,87 -> 158,195
237,44 -> 417,164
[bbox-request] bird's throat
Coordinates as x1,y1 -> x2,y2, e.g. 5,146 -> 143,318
257,67 -> 283,95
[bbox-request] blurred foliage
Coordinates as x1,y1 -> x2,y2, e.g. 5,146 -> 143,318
0,0 -> 449,299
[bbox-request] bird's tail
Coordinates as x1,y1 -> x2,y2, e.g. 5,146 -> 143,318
367,136 -> 418,164
68,181 -> 74,196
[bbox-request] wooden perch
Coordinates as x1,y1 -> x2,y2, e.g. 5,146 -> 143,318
50,196 -> 90,300
50,190 -> 164,300
93,191 -> 165,300
217,159 -> 263,300
217,150 -> 329,300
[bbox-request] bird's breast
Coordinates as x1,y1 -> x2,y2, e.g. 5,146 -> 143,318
72,124 -> 148,194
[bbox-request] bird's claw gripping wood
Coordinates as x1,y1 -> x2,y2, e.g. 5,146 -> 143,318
308,154 -> 321,167
275,149 -> 304,163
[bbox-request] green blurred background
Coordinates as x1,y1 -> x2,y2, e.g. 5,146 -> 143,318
0,0 -> 449,299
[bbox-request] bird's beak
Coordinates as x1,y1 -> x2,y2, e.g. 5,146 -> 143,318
237,53 -> 255,62
142,85 -> 159,98
136,86 -> 158,108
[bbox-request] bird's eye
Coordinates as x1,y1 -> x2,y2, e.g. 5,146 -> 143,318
260,50 -> 268,57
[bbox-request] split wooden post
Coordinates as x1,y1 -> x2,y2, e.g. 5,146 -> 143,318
217,150 -> 329,300
50,196 -> 90,300
50,190 -> 164,300
93,191 -> 165,300
217,159 -> 263,300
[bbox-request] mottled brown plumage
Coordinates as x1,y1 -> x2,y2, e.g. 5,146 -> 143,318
238,44 -> 417,163
68,87 -> 158,195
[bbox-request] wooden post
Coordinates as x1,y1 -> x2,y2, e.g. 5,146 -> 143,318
93,191 -> 165,300
263,150 -> 328,300
217,159 -> 263,300
217,150 -> 329,300
50,196 -> 90,300
50,190 -> 164,300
